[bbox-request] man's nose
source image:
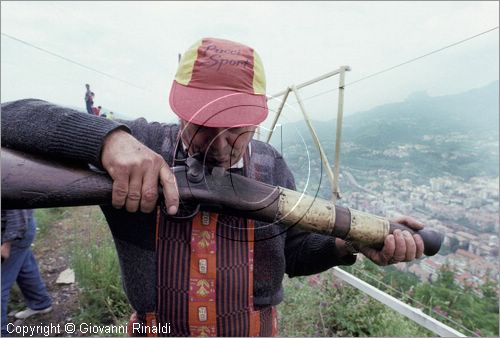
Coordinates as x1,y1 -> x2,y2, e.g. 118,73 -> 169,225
211,132 -> 229,151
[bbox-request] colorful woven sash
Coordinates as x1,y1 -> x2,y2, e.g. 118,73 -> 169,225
147,210 -> 277,336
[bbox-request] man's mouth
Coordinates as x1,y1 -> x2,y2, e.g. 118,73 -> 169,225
202,153 -> 239,168
207,157 -> 229,164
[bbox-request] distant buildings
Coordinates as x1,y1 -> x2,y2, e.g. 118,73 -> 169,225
337,168 -> 499,291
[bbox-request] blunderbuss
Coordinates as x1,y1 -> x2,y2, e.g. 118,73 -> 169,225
1,147 -> 443,256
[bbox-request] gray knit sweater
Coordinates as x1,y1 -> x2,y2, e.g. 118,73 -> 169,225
1,99 -> 356,313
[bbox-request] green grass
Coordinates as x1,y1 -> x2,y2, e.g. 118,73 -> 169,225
34,207 -> 68,239
71,241 -> 131,327
278,273 -> 434,337
68,208 -> 131,329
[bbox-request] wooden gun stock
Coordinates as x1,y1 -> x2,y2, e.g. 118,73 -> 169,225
1,147 -> 443,256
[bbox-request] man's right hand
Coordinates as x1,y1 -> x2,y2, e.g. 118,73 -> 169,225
101,130 -> 179,214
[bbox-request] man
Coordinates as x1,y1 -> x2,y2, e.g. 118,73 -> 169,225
2,38 -> 424,336
1,210 -> 53,336
84,84 -> 93,114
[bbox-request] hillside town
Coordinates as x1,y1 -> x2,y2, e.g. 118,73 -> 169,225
337,168 -> 499,292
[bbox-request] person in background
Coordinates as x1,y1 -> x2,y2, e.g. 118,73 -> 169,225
1,210 -> 52,336
84,84 -> 93,114
92,105 -> 101,116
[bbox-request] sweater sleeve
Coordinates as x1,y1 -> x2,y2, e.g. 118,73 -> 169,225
115,117 -> 179,162
1,210 -> 28,243
274,150 -> 357,277
1,99 -> 130,168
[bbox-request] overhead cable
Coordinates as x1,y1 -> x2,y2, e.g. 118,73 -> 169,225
1,32 -> 147,91
296,26 -> 499,104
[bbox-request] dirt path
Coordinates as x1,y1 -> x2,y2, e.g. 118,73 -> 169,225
7,208 -> 93,337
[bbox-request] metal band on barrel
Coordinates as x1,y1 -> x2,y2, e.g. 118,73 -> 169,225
276,187 -> 335,235
348,208 -> 390,244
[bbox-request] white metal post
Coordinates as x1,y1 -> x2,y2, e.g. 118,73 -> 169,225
266,87 -> 291,143
291,85 -> 335,189
332,66 -> 350,203
270,68 -> 345,99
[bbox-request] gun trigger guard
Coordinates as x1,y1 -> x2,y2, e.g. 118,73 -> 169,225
161,200 -> 200,220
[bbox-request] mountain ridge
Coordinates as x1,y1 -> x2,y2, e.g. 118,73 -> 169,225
275,81 -> 499,181
280,80 -> 498,149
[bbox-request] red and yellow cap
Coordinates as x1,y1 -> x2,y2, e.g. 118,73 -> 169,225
169,38 -> 268,128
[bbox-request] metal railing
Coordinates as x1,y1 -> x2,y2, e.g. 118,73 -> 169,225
333,267 -> 466,337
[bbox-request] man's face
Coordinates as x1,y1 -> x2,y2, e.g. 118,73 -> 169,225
180,120 -> 256,169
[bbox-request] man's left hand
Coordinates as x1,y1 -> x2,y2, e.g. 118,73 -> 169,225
359,216 -> 425,266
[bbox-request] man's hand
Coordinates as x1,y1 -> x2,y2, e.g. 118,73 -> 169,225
1,242 -> 12,262
360,216 -> 425,266
101,130 -> 179,214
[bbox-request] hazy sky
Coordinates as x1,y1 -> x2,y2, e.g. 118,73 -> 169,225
1,1 -> 498,124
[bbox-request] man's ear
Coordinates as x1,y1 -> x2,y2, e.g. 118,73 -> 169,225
179,119 -> 191,146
